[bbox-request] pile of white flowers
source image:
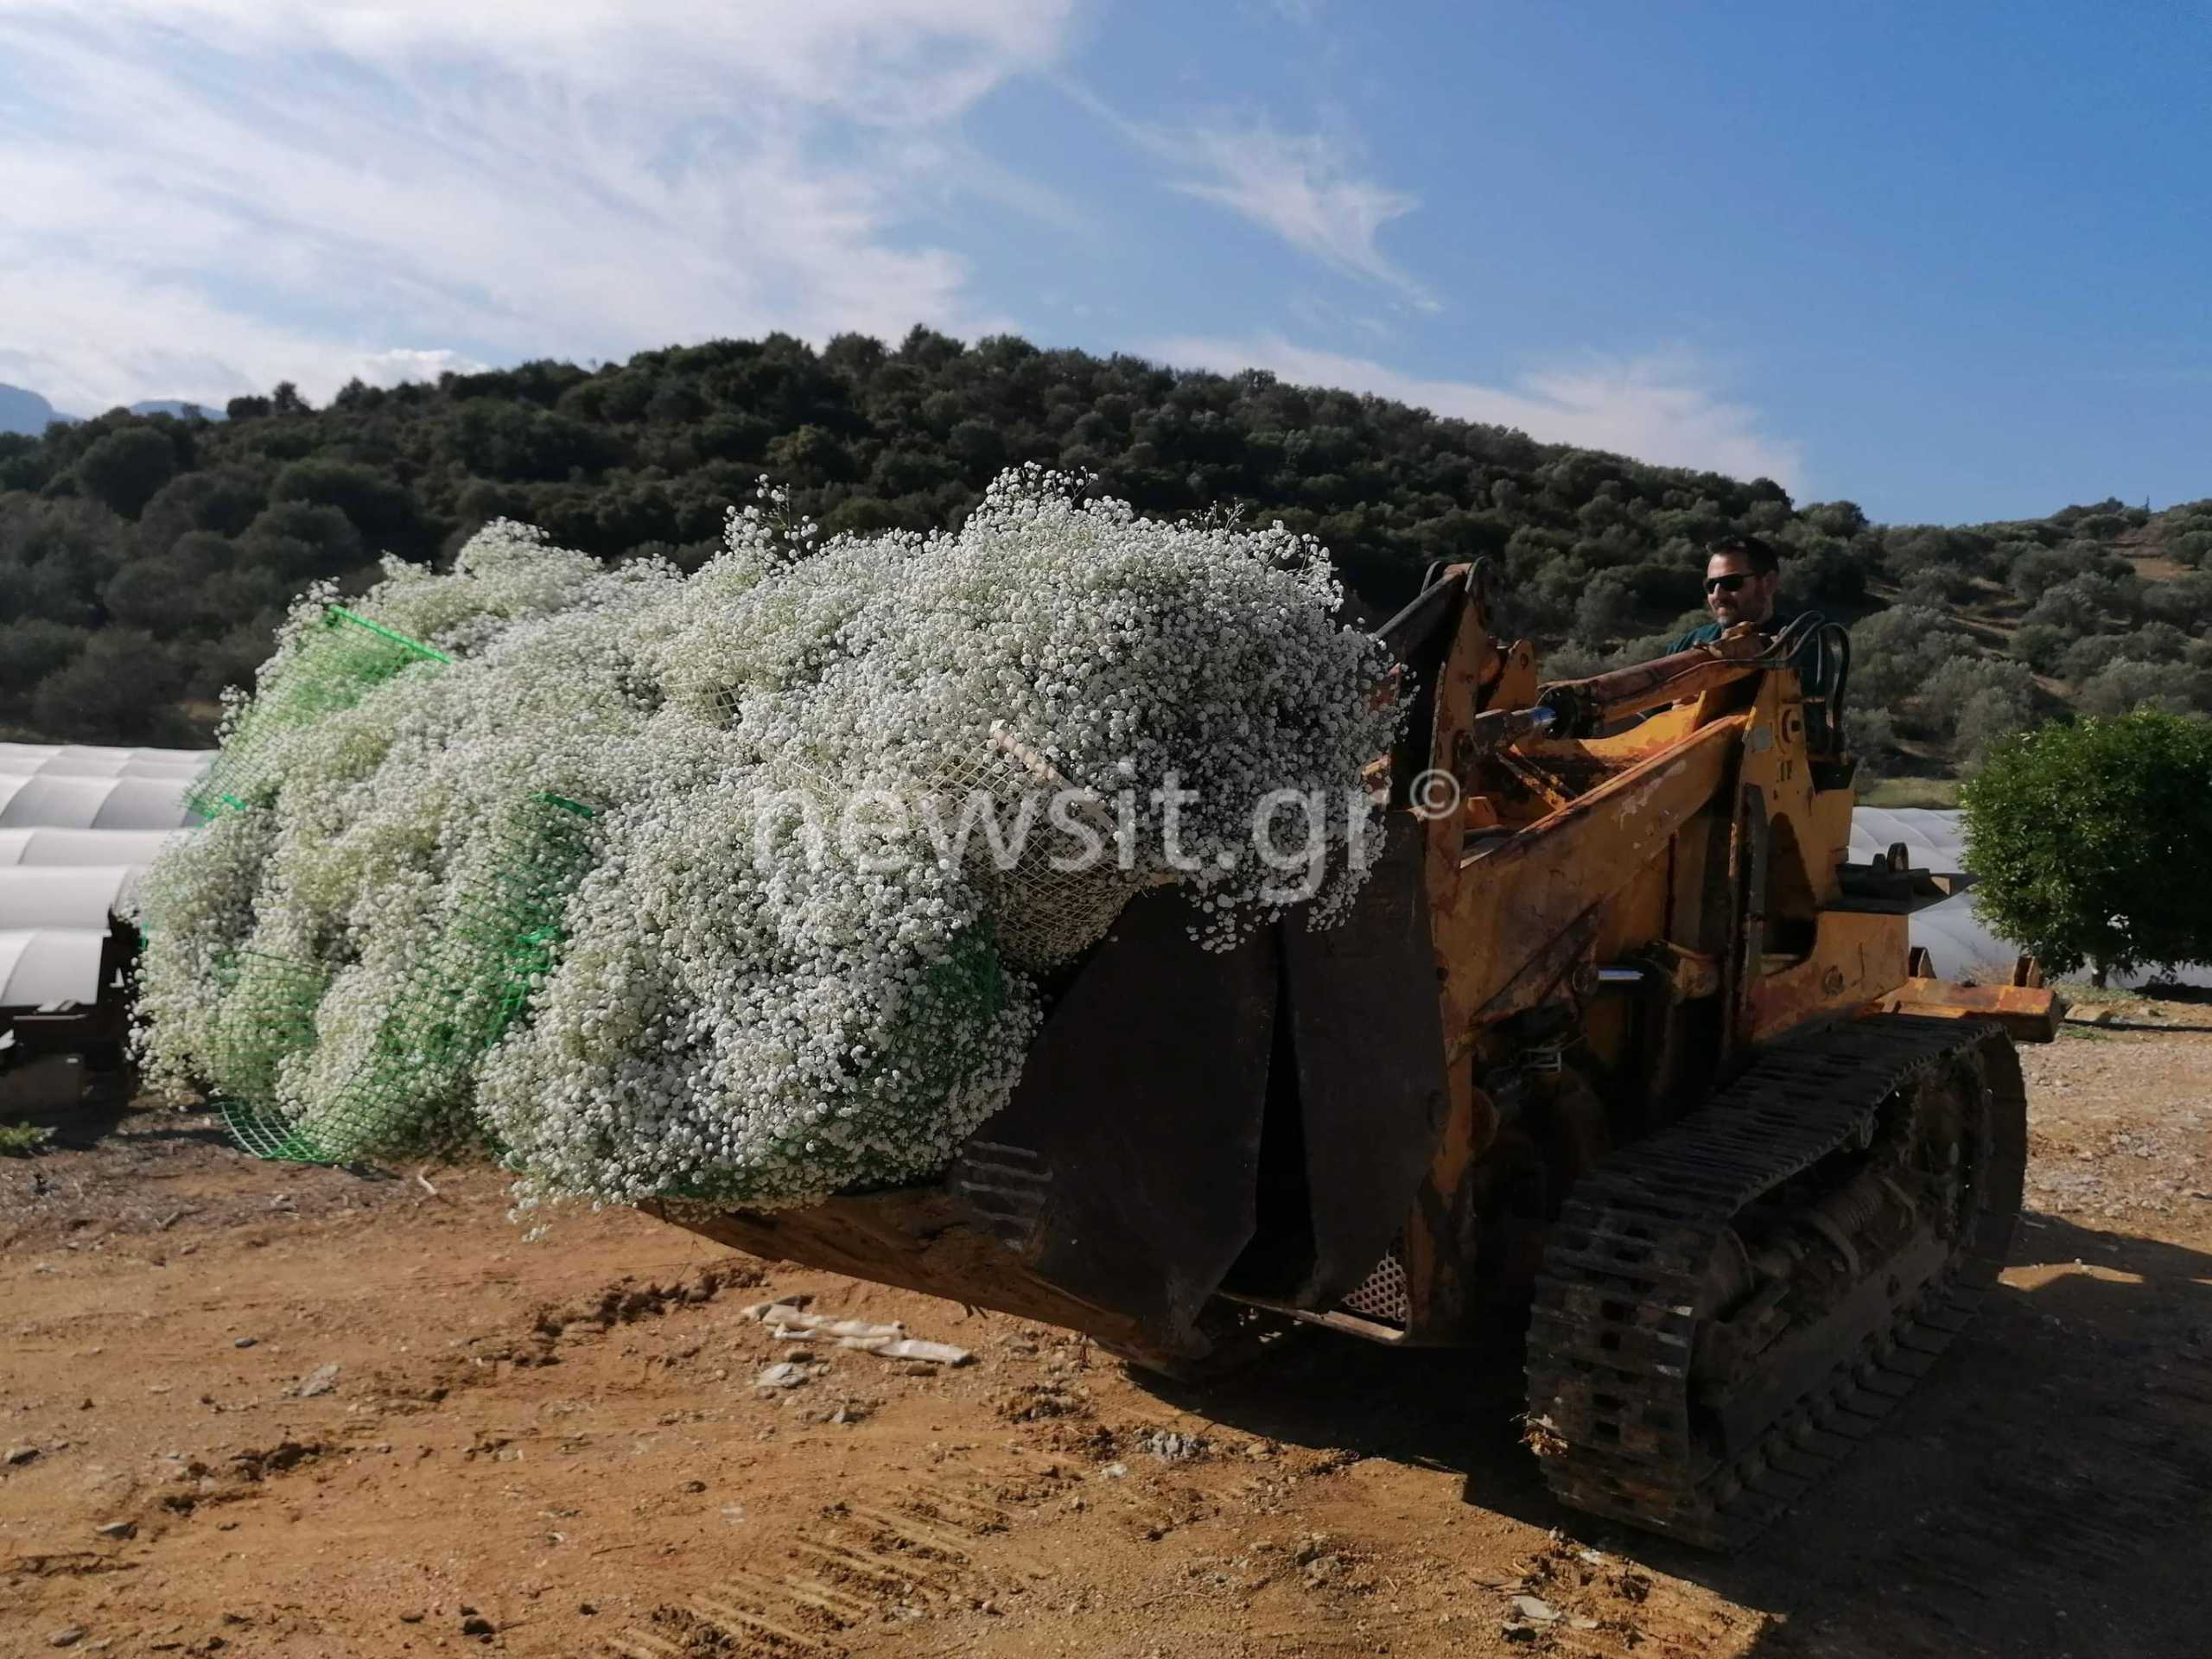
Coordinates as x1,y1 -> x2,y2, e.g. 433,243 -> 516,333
134,467 -> 1400,1211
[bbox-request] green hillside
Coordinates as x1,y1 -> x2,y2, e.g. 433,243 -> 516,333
2,327 -> 2207,779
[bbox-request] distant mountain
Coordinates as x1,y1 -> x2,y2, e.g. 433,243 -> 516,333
0,385 -> 225,437
129,399 -> 225,422
0,383 -> 73,437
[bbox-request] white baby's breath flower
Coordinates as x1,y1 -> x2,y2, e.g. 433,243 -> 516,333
134,468 -> 1402,1212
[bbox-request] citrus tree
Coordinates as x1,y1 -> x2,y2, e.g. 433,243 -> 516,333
1960,710 -> 2212,985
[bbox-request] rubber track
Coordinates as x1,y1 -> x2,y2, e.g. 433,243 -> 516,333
1524,1014 -> 2027,1551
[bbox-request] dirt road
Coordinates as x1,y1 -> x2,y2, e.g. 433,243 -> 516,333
5,1007 -> 2210,1659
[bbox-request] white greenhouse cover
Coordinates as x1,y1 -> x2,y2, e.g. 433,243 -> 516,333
0,771 -> 205,830
0,829 -> 182,868
0,866 -> 141,931
1847,806 -> 2210,989
0,743 -> 212,779
0,928 -> 108,1007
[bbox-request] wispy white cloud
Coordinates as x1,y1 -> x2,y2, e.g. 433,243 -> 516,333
1143,334 -> 1807,491
1061,80 -> 1433,310
1165,122 -> 1435,309
0,2 -> 1079,411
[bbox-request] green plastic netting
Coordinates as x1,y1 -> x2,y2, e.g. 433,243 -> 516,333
186,607 -> 450,819
214,792 -> 598,1166
206,950 -> 329,1160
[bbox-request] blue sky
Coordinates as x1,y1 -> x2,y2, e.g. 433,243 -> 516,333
2,1 -> 2205,524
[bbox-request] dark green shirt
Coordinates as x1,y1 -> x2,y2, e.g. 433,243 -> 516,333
1665,613 -> 1820,677
1666,613 -> 1834,739
1666,613 -> 1783,657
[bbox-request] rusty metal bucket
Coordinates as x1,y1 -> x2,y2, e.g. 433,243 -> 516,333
648,574 -> 1477,1367
647,819 -> 1448,1370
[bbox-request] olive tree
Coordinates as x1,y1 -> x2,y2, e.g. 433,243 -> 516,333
1960,711 -> 2212,984
1849,605 -> 1970,712
73,425 -> 178,518
1923,657 -> 2038,766
2079,659 -> 2212,719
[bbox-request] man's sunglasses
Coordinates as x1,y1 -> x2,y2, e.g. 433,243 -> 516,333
1704,573 -> 1757,594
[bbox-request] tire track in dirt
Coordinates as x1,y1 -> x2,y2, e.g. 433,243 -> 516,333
605,1479 -> 1048,1658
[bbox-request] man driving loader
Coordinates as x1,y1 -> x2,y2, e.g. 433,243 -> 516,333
1666,534 -> 1833,742
1667,533 -> 1789,652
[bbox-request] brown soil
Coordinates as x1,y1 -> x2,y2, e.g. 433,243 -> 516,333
4,1011 -> 2210,1659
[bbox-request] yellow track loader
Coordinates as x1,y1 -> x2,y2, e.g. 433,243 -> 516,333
653,562 -> 2060,1550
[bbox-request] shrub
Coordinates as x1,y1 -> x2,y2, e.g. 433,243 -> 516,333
2005,543 -> 2120,602
2023,572 -> 2138,632
1570,569 -> 1637,645
30,629 -> 189,743
238,501 -> 366,582
1923,657 -> 2038,766
2009,622 -> 2070,674
0,619 -> 89,706
1801,500 -> 1869,539
1844,702 -> 1900,767
1541,643 -> 1609,681
2059,633 -> 2132,683
1961,710 -> 2212,984
1955,689 -> 2036,767
1616,629 -> 1692,665
1777,532 -> 1868,607
2078,659 -> 2212,719
137,467 -> 267,553
0,1122 -> 54,1156
1897,568 -> 1965,609
2120,620 -> 2191,663
74,425 -> 178,518
2142,574 -> 2212,632
1883,524 -> 1993,583
270,459 -> 424,552
1849,605 -> 1971,711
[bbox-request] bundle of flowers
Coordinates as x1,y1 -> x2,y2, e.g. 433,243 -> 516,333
132,467 -> 1400,1211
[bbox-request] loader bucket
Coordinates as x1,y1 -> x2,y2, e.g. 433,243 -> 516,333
652,569 -> 1472,1363
648,815 -> 1450,1370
